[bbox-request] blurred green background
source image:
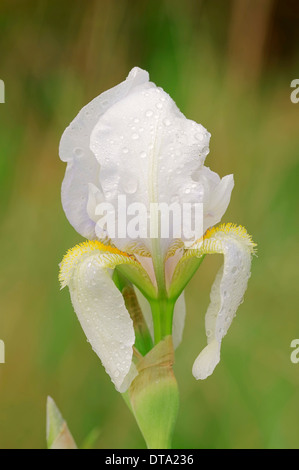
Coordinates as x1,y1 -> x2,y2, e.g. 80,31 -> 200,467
0,0 -> 299,449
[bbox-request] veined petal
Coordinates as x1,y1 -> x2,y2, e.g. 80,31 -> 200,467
185,224 -> 256,380
89,69 -> 211,258
59,67 -> 150,239
59,241 -> 142,391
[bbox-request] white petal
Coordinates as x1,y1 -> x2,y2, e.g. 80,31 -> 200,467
189,225 -> 255,380
66,252 -> 135,391
192,339 -> 220,380
191,166 -> 234,234
59,67 -> 150,238
89,70 -> 211,257
60,66 -> 234,265
172,292 -> 186,349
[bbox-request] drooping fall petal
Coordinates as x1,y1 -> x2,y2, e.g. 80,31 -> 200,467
188,224 -> 256,379
59,241 -> 139,391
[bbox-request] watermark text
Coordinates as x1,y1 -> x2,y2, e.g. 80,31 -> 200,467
290,339 -> 299,364
290,79 -> 299,104
94,196 -> 203,246
0,339 -> 5,363
0,79 -> 4,103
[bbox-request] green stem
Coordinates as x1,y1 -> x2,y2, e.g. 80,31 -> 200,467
150,297 -> 175,344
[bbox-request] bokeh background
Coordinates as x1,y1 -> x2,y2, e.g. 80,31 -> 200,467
0,0 -> 299,449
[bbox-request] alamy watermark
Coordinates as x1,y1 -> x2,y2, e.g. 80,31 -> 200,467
290,339 -> 299,364
93,196 -> 204,247
0,79 -> 5,103
290,79 -> 299,104
0,339 -> 4,364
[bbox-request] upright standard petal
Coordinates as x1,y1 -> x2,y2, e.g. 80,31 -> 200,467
59,67 -> 150,239
59,241 -> 138,391
185,224 -> 256,380
59,66 -> 234,266
89,72 -> 211,258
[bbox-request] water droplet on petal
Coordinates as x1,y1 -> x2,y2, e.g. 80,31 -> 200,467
195,133 -> 204,141
163,118 -> 171,126
201,146 -> 209,157
123,147 -> 129,154
122,177 -> 138,194
156,102 -> 163,110
145,110 -> 153,117
132,133 -> 139,140
140,151 -> 147,159
74,147 -> 84,157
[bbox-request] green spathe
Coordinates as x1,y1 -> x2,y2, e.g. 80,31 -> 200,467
128,336 -> 179,449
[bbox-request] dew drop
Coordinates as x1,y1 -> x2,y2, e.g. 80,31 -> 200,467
195,133 -> 204,141
163,118 -> 171,127
74,147 -> 84,157
145,110 -> 153,117
140,151 -> 147,159
201,146 -> 209,157
123,147 -> 129,154
132,133 -> 139,140
122,177 -> 138,194
156,102 -> 163,110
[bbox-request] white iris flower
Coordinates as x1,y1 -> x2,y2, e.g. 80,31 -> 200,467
59,67 -> 255,392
